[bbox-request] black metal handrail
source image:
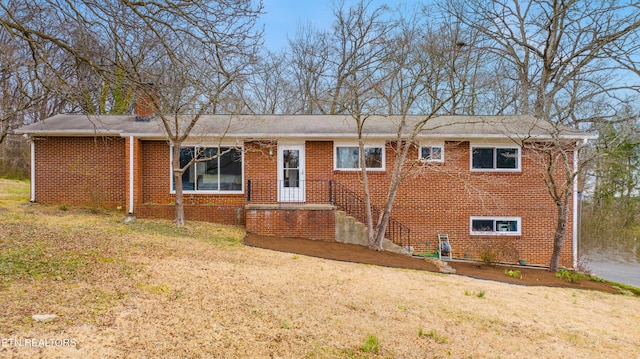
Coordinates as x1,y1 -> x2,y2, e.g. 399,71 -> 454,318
246,180 -> 332,204
329,181 -> 411,250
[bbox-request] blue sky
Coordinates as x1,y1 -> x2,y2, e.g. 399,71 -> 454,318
260,1 -> 334,51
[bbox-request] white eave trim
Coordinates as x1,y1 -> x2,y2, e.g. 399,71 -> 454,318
20,129 -> 598,142
17,131 -> 122,137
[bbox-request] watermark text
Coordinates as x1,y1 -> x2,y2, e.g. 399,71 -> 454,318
1,338 -> 77,348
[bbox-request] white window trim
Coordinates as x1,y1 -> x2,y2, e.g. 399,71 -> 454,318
470,216 -> 522,236
333,142 -> 386,171
419,142 -> 445,163
470,143 -> 521,172
169,144 -> 244,195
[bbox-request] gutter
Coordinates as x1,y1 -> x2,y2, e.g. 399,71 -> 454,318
572,138 -> 588,268
30,138 -> 35,202
118,133 -> 594,142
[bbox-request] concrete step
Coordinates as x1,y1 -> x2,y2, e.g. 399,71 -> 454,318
423,257 -> 457,274
335,210 -> 411,255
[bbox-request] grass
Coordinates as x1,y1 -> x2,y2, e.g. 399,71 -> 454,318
0,178 -> 29,201
419,328 -> 448,344
465,289 -> 487,298
0,178 -> 245,332
360,334 -> 379,354
0,244 -> 86,282
1,178 -> 640,358
610,282 -> 640,296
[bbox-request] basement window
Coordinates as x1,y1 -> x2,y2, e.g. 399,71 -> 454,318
470,216 -> 521,235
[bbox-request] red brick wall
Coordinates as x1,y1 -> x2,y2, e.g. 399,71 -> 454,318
35,136 -> 575,267
245,206 -> 336,241
132,139 -> 574,266
33,136 -> 126,208
310,140 -> 574,267
136,204 -> 245,226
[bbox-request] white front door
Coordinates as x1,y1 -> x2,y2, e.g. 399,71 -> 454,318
278,144 -> 305,202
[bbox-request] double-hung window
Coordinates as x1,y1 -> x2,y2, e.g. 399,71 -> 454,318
172,146 -> 243,192
419,143 -> 444,162
470,216 -> 521,235
335,143 -> 384,171
471,144 -> 520,171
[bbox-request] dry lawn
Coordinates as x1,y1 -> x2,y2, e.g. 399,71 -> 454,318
1,179 -> 639,358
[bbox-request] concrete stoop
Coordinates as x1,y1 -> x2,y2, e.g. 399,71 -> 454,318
335,211 -> 412,256
423,257 -> 457,274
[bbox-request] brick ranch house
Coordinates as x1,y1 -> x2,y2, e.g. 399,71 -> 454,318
17,113 -> 594,267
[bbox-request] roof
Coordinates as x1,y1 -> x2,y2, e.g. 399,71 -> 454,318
16,113 -> 596,141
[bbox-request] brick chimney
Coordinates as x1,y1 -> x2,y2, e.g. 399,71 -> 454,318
134,84 -> 158,122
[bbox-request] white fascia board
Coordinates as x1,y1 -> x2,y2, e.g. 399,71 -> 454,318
119,132 -> 597,142
18,130 -> 122,137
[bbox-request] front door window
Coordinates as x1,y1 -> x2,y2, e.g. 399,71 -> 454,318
278,144 -> 305,202
283,149 -> 300,188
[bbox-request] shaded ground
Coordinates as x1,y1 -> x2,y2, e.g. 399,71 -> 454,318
244,234 -> 620,294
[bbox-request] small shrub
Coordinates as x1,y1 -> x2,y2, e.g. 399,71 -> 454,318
58,204 -> 68,211
555,269 -> 588,283
477,290 -> 485,298
504,269 -> 522,279
478,248 -> 497,266
360,334 -> 379,354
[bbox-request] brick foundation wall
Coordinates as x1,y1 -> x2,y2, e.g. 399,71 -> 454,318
136,204 -> 245,226
245,204 -> 336,241
33,136 -> 126,208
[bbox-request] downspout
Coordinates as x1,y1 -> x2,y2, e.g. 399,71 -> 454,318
129,136 -> 134,214
30,137 -> 35,202
572,139 -> 587,268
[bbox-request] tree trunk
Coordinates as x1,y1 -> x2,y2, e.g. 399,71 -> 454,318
172,144 -> 185,227
549,192 -> 570,271
372,141 -> 410,250
358,138 -> 375,248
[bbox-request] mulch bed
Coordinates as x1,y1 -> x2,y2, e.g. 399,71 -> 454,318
244,234 -> 620,294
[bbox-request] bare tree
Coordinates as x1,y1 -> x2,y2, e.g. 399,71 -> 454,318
1,0 -> 263,225
322,0 -> 392,247
367,6 -> 466,250
443,0 -> 640,270
287,23 -> 332,114
314,1 -> 464,250
234,50 -> 297,114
